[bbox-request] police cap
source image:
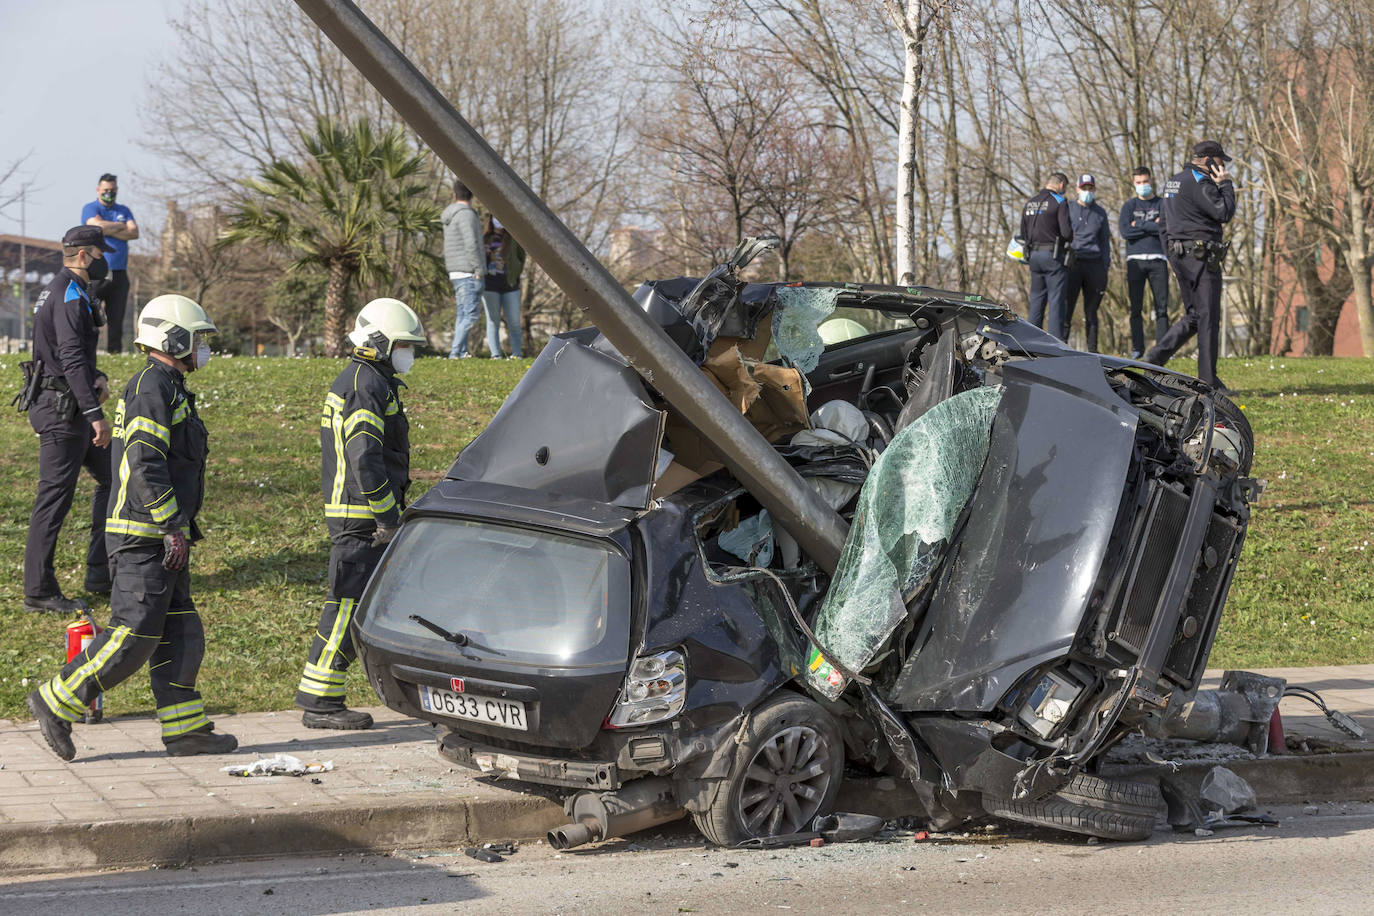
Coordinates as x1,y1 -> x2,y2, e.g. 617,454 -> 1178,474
1192,140 -> 1232,162
61,225 -> 116,252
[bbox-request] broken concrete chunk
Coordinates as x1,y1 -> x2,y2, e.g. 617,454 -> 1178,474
1199,765 -> 1257,814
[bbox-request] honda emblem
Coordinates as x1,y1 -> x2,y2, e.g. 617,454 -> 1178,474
450,677 -> 465,693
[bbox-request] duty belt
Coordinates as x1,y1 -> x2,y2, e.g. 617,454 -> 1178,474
38,376 -> 71,393
1170,239 -> 1230,264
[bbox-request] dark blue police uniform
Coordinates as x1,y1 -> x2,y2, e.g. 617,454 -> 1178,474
1064,199 -> 1112,351
25,264 -> 113,606
1146,148 -> 1236,388
1018,188 -> 1074,337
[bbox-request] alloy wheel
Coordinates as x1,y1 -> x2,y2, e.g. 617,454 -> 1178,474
735,724 -> 834,836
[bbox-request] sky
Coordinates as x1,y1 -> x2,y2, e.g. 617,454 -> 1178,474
0,1 -> 180,252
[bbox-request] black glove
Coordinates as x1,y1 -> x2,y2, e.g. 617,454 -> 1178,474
162,530 -> 190,570
371,524 -> 399,548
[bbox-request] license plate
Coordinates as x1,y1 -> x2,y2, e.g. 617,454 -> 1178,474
418,684 -> 527,731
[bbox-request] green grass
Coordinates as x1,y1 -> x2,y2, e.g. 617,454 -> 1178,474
0,353 -> 1369,720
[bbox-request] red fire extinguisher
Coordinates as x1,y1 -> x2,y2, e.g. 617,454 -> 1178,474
64,612 -> 103,724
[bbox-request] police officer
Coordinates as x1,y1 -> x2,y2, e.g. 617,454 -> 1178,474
26,295 -> 237,761
1018,172 -> 1074,338
1145,140 -> 1237,392
1063,173 -> 1112,351
296,298 -> 425,729
23,226 -> 115,613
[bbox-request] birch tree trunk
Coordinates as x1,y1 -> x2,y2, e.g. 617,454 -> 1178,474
886,0 -> 928,286
1345,175 -> 1374,356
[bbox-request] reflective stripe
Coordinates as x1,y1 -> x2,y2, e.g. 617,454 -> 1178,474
318,599 -> 355,671
157,699 -> 210,738
298,656 -> 348,697
106,518 -> 163,538
326,394 -> 347,508
172,401 -> 189,424
385,397 -> 399,416
39,682 -> 85,722
126,416 -> 171,445
368,491 -> 396,515
149,495 -> 179,524
324,503 -> 373,519
303,661 -> 346,683
60,625 -> 132,697
343,409 -> 384,438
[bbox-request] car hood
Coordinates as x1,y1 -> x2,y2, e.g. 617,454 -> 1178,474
886,353 -> 1139,712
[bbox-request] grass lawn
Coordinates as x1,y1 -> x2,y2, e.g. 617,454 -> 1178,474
0,353 -> 1369,720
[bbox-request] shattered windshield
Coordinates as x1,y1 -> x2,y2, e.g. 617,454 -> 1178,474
806,385 -> 1003,699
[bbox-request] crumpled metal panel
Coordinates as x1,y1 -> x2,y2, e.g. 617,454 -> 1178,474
447,333 -> 665,509
888,354 -> 1140,713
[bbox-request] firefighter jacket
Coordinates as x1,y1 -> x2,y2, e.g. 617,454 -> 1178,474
106,358 -> 209,553
321,354 -> 410,539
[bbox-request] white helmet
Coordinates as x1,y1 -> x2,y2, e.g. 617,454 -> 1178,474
134,294 -> 216,360
348,298 -> 426,357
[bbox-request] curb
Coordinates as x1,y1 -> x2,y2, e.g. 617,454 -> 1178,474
3,752 -> 1371,874
1108,749 -> 1374,805
0,793 -> 565,875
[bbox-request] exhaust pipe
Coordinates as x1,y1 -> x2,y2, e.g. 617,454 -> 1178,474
547,777 -> 684,850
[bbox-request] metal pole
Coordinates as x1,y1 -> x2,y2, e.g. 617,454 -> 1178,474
291,0 -> 848,572
18,191 -> 26,346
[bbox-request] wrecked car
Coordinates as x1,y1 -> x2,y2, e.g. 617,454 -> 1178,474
350,244 -> 1259,848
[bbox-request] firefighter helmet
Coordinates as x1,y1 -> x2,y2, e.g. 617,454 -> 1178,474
348,298 -> 426,357
133,295 -> 216,360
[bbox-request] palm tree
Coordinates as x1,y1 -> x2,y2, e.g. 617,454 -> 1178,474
221,117 -> 441,356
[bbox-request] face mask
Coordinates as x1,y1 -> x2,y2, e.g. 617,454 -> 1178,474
1135,183 -> 1153,197
194,341 -> 211,370
85,255 -> 109,283
1078,190 -> 1094,204
99,191 -> 116,204
391,346 -> 415,374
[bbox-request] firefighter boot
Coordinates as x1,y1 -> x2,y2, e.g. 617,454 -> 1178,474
302,708 -> 374,730
164,725 -> 239,757
26,691 -> 76,761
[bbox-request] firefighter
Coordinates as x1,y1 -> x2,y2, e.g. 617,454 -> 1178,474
26,295 -> 237,760
296,298 -> 425,729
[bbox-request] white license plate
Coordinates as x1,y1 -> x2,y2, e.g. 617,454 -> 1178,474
418,684 -> 527,731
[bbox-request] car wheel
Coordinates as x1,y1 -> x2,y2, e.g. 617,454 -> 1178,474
981,773 -> 1163,841
692,694 -> 845,846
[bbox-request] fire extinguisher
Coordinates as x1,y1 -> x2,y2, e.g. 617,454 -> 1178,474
64,612 -> 104,724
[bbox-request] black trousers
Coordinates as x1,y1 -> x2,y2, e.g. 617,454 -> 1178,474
36,543 -> 210,741
1027,249 -> 1069,339
105,269 -> 130,353
1064,260 -> 1108,353
1147,254 -> 1222,386
297,535 -> 385,712
1126,258 -> 1171,357
24,392 -> 111,599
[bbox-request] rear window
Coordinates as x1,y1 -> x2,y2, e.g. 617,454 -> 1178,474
362,517 -> 630,668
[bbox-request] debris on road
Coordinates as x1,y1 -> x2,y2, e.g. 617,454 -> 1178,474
1200,765 -> 1258,814
222,754 -> 334,777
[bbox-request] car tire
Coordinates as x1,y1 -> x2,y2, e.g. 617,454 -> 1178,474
981,773 -> 1163,842
691,693 -> 845,847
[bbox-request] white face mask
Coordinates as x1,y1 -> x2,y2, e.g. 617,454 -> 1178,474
194,341 -> 211,370
391,346 -> 415,374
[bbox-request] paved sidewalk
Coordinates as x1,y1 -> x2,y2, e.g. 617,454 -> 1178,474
0,666 -> 1370,872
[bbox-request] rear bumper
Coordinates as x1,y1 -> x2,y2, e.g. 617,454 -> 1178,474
439,731 -> 624,790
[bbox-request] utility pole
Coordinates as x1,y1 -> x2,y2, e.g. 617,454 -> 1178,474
18,189 -> 27,346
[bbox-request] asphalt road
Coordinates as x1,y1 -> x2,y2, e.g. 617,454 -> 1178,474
2,804 -> 1371,915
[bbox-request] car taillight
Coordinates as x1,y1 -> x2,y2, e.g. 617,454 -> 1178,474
606,650 -> 687,728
